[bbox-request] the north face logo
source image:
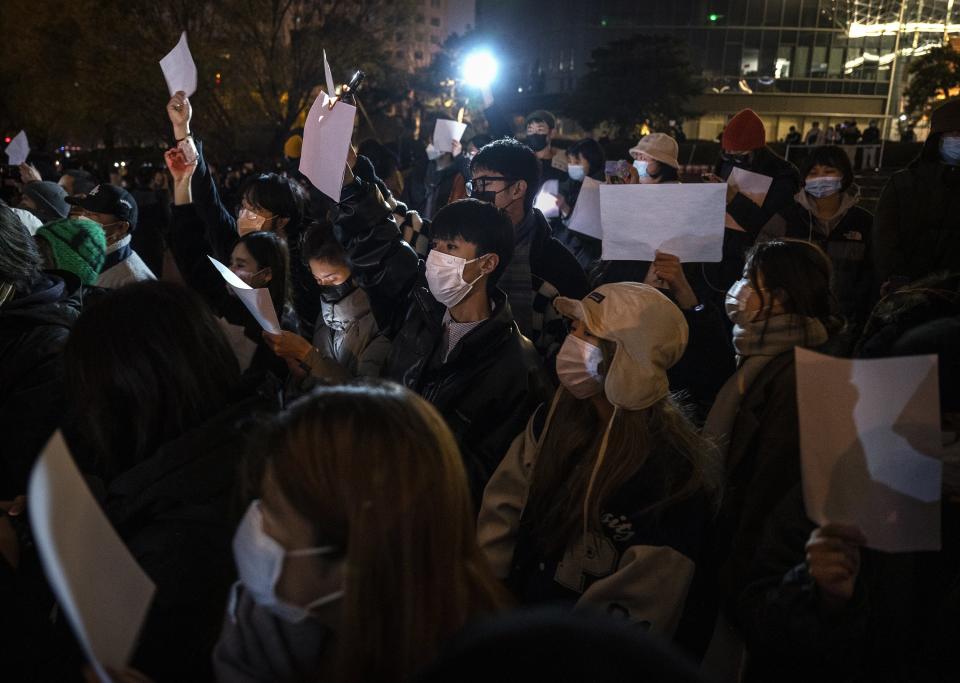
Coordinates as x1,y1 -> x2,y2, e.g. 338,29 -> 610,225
88,185 -> 100,196
119,199 -> 132,210
587,291 -> 605,303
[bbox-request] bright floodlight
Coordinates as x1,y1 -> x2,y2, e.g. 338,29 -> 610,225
462,50 -> 498,88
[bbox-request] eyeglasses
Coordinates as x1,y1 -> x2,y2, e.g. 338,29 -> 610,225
466,176 -> 515,197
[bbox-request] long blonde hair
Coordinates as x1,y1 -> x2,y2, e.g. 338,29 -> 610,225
262,381 -> 510,681
524,341 -> 722,558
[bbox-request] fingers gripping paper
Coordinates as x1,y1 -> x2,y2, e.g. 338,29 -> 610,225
796,348 -> 943,552
207,255 -> 281,333
599,183 -> 726,262
299,92 -> 356,202
28,432 -> 156,678
159,31 -> 198,97
432,119 -> 467,154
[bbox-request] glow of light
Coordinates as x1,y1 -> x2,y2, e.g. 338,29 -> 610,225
900,114 -> 908,121
844,42 -> 940,74
65,151 -> 71,158
462,50 -> 498,89
849,21 -> 960,38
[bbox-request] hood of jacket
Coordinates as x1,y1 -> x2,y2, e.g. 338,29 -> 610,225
320,285 -> 372,331
0,272 -> 83,330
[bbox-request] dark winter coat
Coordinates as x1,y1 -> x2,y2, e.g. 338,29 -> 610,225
874,134 -> 960,286
333,176 -> 551,500
736,487 -> 960,682
0,273 -> 83,498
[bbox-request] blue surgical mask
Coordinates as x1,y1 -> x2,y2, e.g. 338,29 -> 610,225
804,176 -> 844,199
233,501 -> 343,623
633,160 -> 649,178
941,137 -> 960,165
568,164 -> 585,181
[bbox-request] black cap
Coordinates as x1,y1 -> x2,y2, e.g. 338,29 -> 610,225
66,184 -> 138,230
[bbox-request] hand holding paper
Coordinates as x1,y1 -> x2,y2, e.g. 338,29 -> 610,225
5,130 -> 30,166
159,32 -> 198,97
207,256 -> 281,333
796,348 -> 943,553
432,119 -> 468,154
299,92 -> 356,201
29,432 -> 156,679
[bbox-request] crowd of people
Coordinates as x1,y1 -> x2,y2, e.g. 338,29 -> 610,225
1,90 -> 959,683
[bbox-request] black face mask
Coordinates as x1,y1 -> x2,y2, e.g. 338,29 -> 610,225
721,152 -> 751,166
320,280 -> 356,304
526,133 -> 548,152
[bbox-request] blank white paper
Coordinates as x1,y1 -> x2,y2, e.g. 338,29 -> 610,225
207,256 -> 281,334
432,119 -> 468,154
5,130 -> 29,165
567,176 -> 602,239
159,31 -> 198,97
299,92 -> 356,202
796,348 -> 943,553
599,183 -> 726,262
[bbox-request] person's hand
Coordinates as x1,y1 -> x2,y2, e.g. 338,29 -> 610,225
805,523 -> 866,611
262,331 -> 313,363
701,172 -> 724,183
164,148 -> 196,185
557,194 -> 571,217
166,91 -> 192,140
19,163 -> 42,184
651,251 -> 698,310
624,164 -> 640,184
451,139 -> 462,158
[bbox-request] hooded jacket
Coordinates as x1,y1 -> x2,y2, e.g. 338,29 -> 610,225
478,404 -> 712,640
762,187 -> 875,325
303,285 -> 390,380
873,133 -> 960,286
0,273 -> 83,498
333,176 -> 551,499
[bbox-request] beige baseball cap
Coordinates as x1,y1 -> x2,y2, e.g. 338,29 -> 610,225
554,283 -> 688,410
628,133 -> 680,169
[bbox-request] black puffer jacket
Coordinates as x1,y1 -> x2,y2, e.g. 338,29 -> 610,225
334,177 -> 551,500
0,273 -> 83,498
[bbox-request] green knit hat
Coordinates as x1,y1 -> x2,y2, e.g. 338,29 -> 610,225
36,218 -> 107,285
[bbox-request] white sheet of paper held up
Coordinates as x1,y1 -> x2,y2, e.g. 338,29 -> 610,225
323,49 -> 335,97
796,348 -> 943,553
724,166 -> 772,232
299,92 -> 356,202
207,255 -> 281,334
159,31 -> 198,97
599,183 -> 726,262
28,432 -> 156,680
567,176 -> 602,239
535,179 -> 560,219
432,119 -> 468,154
5,130 -> 29,165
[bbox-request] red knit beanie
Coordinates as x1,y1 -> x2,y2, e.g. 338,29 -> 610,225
722,109 -> 766,151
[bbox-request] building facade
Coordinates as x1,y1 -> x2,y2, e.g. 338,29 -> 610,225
388,0 -> 476,71
477,0 -> 959,140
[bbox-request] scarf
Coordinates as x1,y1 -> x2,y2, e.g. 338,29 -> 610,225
704,315 -> 829,461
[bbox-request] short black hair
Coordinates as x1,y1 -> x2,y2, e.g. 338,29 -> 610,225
525,110 -> 557,130
566,138 -> 606,180
0,205 -> 42,294
431,199 -> 514,290
471,138 -> 541,213
799,145 -> 854,191
649,163 -> 679,183
242,173 -> 307,232
301,219 -> 348,267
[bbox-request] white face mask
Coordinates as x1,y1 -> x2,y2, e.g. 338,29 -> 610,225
556,333 -> 604,399
426,143 -> 441,161
233,501 -> 343,624
725,277 -> 760,326
804,176 -> 843,198
568,164 -> 585,181
237,208 -> 267,236
425,249 -> 485,308
633,160 -> 649,178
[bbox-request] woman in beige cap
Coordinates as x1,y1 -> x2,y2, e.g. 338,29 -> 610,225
627,132 -> 681,184
477,282 -> 721,646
